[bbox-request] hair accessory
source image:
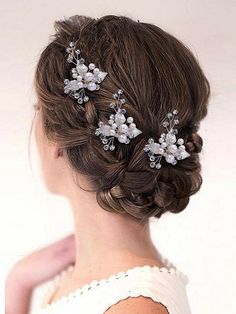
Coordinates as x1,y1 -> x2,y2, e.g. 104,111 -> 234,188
143,109 -> 190,169
63,43 -> 190,169
64,41 -> 108,104
95,89 -> 142,151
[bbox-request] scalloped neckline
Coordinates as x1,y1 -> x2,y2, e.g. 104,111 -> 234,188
43,263 -> 188,309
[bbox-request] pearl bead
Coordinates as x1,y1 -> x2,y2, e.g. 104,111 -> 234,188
87,82 -> 97,91
110,129 -> 116,136
88,63 -> 95,70
127,117 -> 134,123
93,68 -> 100,74
129,123 -> 136,129
84,72 -> 94,81
177,138 -> 184,145
115,114 -> 126,124
166,154 -> 175,163
118,124 -> 128,133
77,82 -> 83,89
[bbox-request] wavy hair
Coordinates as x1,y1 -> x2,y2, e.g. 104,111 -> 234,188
32,14 -> 210,223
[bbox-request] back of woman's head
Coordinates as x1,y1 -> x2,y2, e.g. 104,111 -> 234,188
34,14 -> 210,223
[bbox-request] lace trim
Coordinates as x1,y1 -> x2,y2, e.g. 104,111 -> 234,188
104,293 -> 171,314
42,263 -> 189,310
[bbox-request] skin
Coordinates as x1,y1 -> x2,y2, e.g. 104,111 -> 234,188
6,106 -> 167,313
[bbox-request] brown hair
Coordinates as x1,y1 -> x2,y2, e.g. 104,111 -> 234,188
33,14 -> 210,223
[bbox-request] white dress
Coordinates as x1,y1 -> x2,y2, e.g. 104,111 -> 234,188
33,257 -> 192,314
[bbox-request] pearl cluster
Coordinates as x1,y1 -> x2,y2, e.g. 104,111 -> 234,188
64,41 -> 108,104
143,109 -> 190,169
95,89 -> 142,151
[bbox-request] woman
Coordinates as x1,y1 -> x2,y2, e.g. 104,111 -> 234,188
6,14 -> 210,314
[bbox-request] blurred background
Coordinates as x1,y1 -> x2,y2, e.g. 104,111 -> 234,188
1,1 -> 236,313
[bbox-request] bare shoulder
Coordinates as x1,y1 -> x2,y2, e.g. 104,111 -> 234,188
104,296 -> 169,314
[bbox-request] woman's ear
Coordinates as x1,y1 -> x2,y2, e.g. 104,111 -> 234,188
54,147 -> 64,158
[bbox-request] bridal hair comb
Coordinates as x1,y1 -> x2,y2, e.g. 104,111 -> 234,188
143,110 -> 190,169
95,89 -> 142,151
63,42 -> 190,169
64,41 -> 108,104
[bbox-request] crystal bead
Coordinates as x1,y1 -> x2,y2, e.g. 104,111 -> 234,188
103,145 -> 109,150
163,121 -> 169,127
118,134 -> 127,143
156,163 -> 161,169
95,129 -> 100,136
150,162 -> 155,168
110,145 -> 115,151
173,109 -> 178,115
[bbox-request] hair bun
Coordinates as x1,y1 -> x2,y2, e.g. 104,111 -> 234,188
185,132 -> 203,154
